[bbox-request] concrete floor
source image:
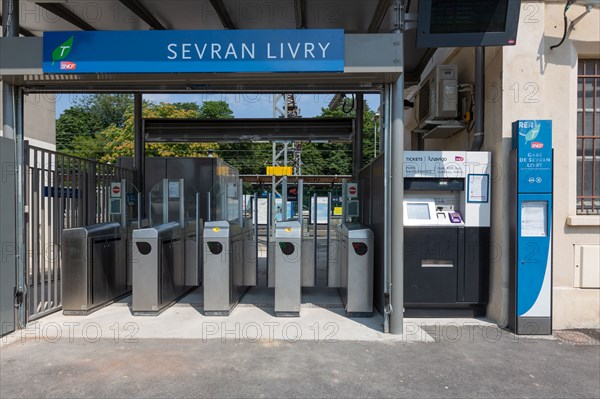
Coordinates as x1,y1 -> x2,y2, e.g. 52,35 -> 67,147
1,325 -> 599,398
1,287 -> 599,398
1,287 -> 436,343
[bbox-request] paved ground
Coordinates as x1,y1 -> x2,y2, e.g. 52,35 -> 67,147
1,326 -> 599,398
1,288 -> 599,398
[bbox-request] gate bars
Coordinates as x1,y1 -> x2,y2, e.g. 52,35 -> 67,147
24,143 -> 135,321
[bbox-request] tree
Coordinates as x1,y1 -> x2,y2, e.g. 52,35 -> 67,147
56,94 -> 133,154
99,101 -> 216,164
318,96 -> 378,171
56,106 -> 103,152
198,101 -> 233,119
73,94 -> 133,128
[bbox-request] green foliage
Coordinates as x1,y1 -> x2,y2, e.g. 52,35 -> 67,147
100,102 -> 217,164
55,94 -> 379,178
74,94 -> 133,128
56,106 -> 103,152
301,97 -> 379,175
198,101 -> 234,119
56,94 -> 133,155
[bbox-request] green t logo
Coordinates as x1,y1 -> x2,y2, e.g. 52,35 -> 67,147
52,36 -> 74,66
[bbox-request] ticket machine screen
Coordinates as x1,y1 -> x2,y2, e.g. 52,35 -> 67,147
403,196 -> 463,226
407,203 -> 431,220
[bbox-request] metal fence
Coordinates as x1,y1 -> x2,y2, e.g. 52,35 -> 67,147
25,143 -> 135,321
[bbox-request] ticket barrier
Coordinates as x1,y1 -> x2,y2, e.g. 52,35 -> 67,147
203,221 -> 248,315
274,221 -> 302,317
62,222 -> 128,315
131,221 -> 188,315
338,223 -> 374,317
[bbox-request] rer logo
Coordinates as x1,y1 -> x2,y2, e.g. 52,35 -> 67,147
531,142 -> 544,149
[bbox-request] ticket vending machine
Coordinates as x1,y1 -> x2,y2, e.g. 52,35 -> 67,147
509,120 -> 553,335
403,151 -> 491,316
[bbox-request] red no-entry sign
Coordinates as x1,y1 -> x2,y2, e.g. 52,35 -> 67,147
110,182 -> 122,198
347,183 -> 358,198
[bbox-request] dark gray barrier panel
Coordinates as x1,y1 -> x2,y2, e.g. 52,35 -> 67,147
131,221 -> 188,315
0,137 -> 17,335
62,222 -> 128,315
338,223 -> 374,317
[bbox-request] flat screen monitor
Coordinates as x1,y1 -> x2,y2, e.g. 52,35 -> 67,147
417,0 -> 521,48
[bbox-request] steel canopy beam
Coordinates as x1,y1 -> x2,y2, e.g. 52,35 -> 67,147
143,117 -> 355,143
368,0 -> 390,33
209,0 -> 236,29
119,0 -> 166,30
329,0 -> 392,109
35,3 -> 96,31
294,0 -> 307,29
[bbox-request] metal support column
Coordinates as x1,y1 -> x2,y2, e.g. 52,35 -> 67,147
16,88 -> 26,327
133,93 -> 144,215
389,34 -> 405,335
353,93 -> 364,179
1,0 -> 25,331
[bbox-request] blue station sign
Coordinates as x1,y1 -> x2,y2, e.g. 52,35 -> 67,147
512,120 -> 553,194
42,30 -> 344,74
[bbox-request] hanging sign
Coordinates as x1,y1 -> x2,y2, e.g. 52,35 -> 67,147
43,29 -> 344,74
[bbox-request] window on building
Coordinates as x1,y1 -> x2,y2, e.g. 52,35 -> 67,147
577,59 -> 600,214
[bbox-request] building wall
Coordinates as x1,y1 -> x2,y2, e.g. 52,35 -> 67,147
405,1 -> 600,329
0,84 -> 56,149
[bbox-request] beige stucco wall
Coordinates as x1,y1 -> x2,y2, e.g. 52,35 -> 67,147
405,1 -> 600,329
0,84 -> 56,149
502,1 -> 600,329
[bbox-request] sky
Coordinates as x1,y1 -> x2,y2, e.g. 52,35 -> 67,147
55,92 -> 380,119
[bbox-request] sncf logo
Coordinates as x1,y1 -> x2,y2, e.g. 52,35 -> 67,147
531,142 -> 544,149
455,156 -> 464,161
60,61 -> 76,70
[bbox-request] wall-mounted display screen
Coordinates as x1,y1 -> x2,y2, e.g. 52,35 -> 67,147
417,0 -> 521,48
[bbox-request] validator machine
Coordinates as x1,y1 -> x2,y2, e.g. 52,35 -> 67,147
402,151 -> 491,316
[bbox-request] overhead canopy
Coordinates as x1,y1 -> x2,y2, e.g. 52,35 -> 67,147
0,0 -> 433,90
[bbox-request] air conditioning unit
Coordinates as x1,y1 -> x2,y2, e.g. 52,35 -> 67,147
418,64 -> 458,124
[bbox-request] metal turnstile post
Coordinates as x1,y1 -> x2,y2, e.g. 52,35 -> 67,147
274,220 -> 302,316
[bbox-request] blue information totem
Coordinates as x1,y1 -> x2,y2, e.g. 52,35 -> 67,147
509,120 -> 553,335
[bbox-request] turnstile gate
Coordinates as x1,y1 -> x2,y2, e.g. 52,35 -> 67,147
131,221 -> 188,315
274,220 -> 302,317
62,222 -> 128,315
338,223 -> 374,317
203,221 -> 248,315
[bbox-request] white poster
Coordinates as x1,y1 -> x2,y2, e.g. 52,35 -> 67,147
311,197 -> 329,224
168,181 -> 180,198
521,201 -> 547,237
468,174 -> 489,203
